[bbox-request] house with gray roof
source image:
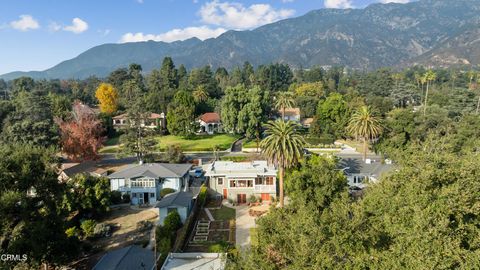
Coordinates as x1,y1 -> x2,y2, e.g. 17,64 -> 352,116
161,253 -> 225,270
93,245 -> 155,270
156,191 -> 193,225
338,155 -> 395,189
108,163 -> 192,205
204,161 -> 277,204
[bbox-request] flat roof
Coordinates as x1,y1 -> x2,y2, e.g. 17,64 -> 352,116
161,253 -> 225,270
204,161 -> 277,177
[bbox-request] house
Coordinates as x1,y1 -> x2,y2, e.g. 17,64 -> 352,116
338,156 -> 394,189
58,161 -> 108,182
301,117 -> 314,128
93,245 -> 155,270
155,191 -> 193,225
198,112 -> 222,135
278,107 -> 301,122
161,253 -> 225,270
204,161 -> 277,204
108,163 -> 193,205
112,112 -> 166,130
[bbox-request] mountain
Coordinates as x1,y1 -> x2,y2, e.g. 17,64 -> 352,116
2,0 -> 480,80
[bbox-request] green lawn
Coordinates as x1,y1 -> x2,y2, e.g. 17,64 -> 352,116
156,134 -> 240,152
250,228 -> 258,246
104,136 -> 120,146
243,140 -> 260,148
210,206 -> 236,221
100,136 -> 121,153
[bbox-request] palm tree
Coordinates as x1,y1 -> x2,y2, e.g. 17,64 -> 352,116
193,86 -> 208,103
274,91 -> 295,121
423,70 -> 436,116
260,120 -> 305,207
347,106 -> 382,161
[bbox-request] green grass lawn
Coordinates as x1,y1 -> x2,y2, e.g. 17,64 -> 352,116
210,206 -> 236,221
104,136 -> 120,146
156,134 -> 240,151
243,140 -> 260,148
100,136 -> 121,153
250,228 -> 258,246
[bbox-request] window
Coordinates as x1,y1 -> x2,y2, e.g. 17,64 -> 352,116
132,193 -> 137,198
230,180 -> 236,187
217,177 -> 224,185
255,177 -> 263,185
265,177 -> 274,185
150,193 -> 155,198
230,179 -> 253,188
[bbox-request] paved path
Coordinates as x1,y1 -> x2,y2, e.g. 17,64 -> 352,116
204,208 -> 215,221
235,205 -> 256,249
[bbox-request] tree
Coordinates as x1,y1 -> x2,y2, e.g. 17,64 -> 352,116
347,106 -> 382,160
62,174 -> 112,217
221,85 -> 248,133
260,120 -> 305,207
0,144 -> 78,268
274,91 -> 295,120
166,90 -> 196,136
238,86 -> 264,142
49,93 -> 72,120
95,83 -> 118,114
192,85 -> 209,103
311,92 -> 350,140
56,101 -> 105,161
422,69 -> 436,116
2,91 -> 58,147
162,144 -> 186,163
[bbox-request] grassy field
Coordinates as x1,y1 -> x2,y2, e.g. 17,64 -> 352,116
210,206 -> 236,221
156,134 -> 240,151
250,228 -> 258,246
100,136 -> 121,153
243,140 -> 260,148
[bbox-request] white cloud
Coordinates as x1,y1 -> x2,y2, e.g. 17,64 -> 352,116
324,0 -> 353,9
199,0 -> 295,29
48,22 -> 61,32
137,0 -> 144,3
98,29 -> 111,36
10,15 -> 40,31
378,0 -> 410,3
120,26 -> 227,43
63,18 -> 88,34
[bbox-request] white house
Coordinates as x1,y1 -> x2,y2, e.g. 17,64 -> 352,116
108,163 -> 192,205
338,156 -> 394,189
112,112 -> 166,130
279,107 -> 301,123
155,191 -> 193,225
204,161 -> 277,203
198,112 -> 222,135
161,253 -> 225,270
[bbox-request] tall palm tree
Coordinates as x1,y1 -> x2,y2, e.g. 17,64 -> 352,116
423,70 -> 436,116
260,120 -> 305,207
274,91 -> 296,121
192,86 -> 208,103
347,106 -> 382,161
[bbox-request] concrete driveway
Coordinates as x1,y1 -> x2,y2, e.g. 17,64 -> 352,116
235,205 -> 256,249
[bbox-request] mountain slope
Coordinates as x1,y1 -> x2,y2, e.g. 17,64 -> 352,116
2,0 -> 480,80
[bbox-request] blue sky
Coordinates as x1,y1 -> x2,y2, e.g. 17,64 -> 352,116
0,0 -> 411,74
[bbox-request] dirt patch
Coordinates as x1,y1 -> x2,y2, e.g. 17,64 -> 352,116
70,206 -> 158,269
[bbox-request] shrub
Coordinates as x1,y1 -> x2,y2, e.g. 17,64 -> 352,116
160,188 -> 176,198
111,191 -> 122,204
163,144 -> 186,163
94,223 -> 111,237
137,220 -> 153,230
208,241 -> 231,252
80,219 -> 97,239
164,211 -> 182,232
248,195 -> 257,203
198,184 -> 208,206
121,193 -> 131,203
65,226 -> 80,238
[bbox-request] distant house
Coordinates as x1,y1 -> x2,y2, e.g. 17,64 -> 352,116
301,117 -> 314,128
112,112 -> 166,130
204,161 -> 277,203
198,112 -> 222,135
156,191 -> 193,225
338,156 -> 394,189
161,253 -> 225,270
93,245 -> 155,270
108,163 -> 192,205
280,107 -> 301,122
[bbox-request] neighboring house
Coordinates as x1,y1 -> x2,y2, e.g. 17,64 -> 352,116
205,161 -> 277,203
338,156 -> 394,189
301,117 -> 314,128
93,245 -> 155,270
198,112 -> 222,135
108,163 -> 193,205
161,253 -> 225,270
112,112 -> 166,130
58,161 -> 108,182
156,191 -> 193,225
277,107 -> 301,122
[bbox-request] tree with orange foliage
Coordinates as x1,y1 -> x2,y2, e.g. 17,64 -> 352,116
95,83 -> 118,114
56,101 -> 106,161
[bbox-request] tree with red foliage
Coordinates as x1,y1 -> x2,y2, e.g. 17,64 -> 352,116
56,101 -> 105,161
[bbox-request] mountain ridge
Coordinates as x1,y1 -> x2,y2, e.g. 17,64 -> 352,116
2,0 -> 480,80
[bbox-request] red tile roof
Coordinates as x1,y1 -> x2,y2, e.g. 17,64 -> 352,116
199,112 -> 221,123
